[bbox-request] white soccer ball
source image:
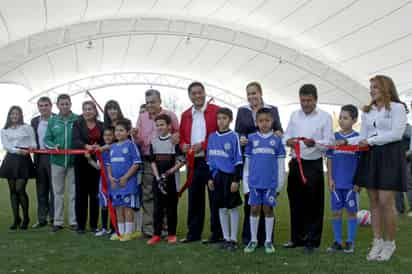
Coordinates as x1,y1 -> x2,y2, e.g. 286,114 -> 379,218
357,209 -> 371,226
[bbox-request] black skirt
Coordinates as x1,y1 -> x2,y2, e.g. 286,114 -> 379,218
0,153 -> 35,180
355,141 -> 406,191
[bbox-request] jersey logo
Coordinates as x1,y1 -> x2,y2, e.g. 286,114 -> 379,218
224,142 -> 231,151
253,140 -> 259,147
122,147 -> 129,154
269,140 -> 276,146
123,196 -> 130,203
348,199 -> 355,208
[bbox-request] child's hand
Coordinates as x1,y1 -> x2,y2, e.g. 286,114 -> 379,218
328,179 -> 335,192
109,176 -> 117,189
335,139 -> 347,146
208,180 -> 214,191
353,185 -> 360,192
119,176 -> 128,187
230,182 -> 239,193
240,136 -> 248,146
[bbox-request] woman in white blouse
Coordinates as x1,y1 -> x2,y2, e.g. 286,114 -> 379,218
355,75 -> 407,262
0,106 -> 36,230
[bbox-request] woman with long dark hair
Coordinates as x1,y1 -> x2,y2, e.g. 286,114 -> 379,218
103,100 -> 125,129
0,106 -> 36,230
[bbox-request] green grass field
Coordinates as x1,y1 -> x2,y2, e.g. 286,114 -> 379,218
0,179 -> 411,274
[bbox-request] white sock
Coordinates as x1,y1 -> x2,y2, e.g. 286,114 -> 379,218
265,217 -> 274,243
125,222 -> 134,234
118,222 -> 125,235
250,216 -> 258,243
135,210 -> 142,232
219,208 -> 230,241
230,208 -> 239,242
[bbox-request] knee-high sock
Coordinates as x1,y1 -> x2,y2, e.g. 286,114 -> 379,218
265,217 -> 274,243
219,208 -> 230,241
250,216 -> 258,242
230,208 -> 239,242
332,218 -> 343,244
347,217 -> 357,243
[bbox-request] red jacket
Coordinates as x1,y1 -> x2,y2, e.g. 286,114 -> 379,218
179,103 -> 220,152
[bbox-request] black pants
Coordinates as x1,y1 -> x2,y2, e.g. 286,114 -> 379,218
186,158 -> 222,240
287,158 -> 324,248
74,161 -> 100,230
153,175 -> 178,236
242,193 -> 268,245
35,155 -> 54,224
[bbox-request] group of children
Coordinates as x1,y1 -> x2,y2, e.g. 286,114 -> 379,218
90,103 -> 361,254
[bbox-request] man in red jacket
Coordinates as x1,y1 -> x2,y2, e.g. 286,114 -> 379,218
179,82 -> 223,243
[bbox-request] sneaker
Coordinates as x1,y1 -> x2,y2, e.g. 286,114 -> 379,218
51,225 -> 63,233
69,224 -> 78,231
131,231 -> 143,239
227,241 -> 239,252
32,222 -> 47,229
377,241 -> 396,262
407,211 -> 412,217
167,235 -> 177,244
264,242 -> 275,254
147,235 -> 162,245
244,241 -> 258,253
110,233 -> 121,241
327,241 -> 343,253
120,233 -> 133,242
219,240 -> 231,250
343,241 -> 354,254
367,238 -> 384,261
95,228 -> 108,237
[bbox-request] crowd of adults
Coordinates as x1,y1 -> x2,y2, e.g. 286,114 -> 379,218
0,75 -> 410,260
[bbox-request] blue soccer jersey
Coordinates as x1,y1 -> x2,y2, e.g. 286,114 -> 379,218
326,131 -> 360,190
244,132 -> 286,189
207,130 -> 243,177
107,139 -> 142,196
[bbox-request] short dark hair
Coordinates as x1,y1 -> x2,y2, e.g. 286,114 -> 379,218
217,107 -> 233,120
299,84 -> 318,100
188,81 -> 205,94
145,89 -> 161,100
37,96 -> 52,105
256,108 -> 273,119
57,94 -> 71,103
341,104 -> 358,120
115,118 -> 132,131
103,126 -> 115,134
154,114 -> 172,125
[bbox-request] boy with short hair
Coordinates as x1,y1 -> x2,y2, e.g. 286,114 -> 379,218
107,119 -> 142,241
207,107 -> 243,251
147,114 -> 185,245
326,104 -> 360,253
243,108 -> 286,254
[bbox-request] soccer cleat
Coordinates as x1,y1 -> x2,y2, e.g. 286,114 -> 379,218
264,242 -> 275,254
131,231 -> 143,239
110,233 -> 121,241
167,235 -> 177,244
326,241 -> 344,253
407,211 -> 412,217
51,225 -> 63,233
367,238 -> 384,261
227,241 -> 239,252
218,240 -> 231,250
377,241 -> 396,262
343,241 -> 355,254
244,241 -> 258,253
147,235 -> 162,245
95,228 -> 108,237
120,233 -> 133,242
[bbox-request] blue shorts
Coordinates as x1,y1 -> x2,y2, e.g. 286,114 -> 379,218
111,192 -> 141,209
331,189 -> 358,213
248,188 -> 277,207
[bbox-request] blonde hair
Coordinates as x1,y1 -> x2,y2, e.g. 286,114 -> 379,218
363,75 -> 401,113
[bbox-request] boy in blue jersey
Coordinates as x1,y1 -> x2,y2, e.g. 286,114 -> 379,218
207,108 -> 243,251
326,104 -> 360,253
243,108 -> 286,254
107,119 -> 142,241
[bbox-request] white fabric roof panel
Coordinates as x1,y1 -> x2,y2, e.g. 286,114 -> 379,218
0,0 -> 410,106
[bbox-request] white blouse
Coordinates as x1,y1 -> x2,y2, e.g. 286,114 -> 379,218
360,102 -> 407,146
1,124 -> 36,154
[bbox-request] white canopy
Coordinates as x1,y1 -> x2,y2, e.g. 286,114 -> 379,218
0,0 -> 410,107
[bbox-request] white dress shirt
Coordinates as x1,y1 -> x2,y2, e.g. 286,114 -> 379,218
37,119 -> 49,149
1,124 -> 36,154
284,108 -> 334,160
360,102 -> 406,146
190,104 -> 207,145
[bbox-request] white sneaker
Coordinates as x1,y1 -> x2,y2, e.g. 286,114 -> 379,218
367,238 -> 384,261
407,211 -> 412,217
377,241 -> 396,262
95,228 -> 108,237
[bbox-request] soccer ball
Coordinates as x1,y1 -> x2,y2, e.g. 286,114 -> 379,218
357,209 -> 371,226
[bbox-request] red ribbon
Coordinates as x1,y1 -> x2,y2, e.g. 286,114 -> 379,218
178,147 -> 195,198
293,137 -> 369,185
20,147 -> 120,236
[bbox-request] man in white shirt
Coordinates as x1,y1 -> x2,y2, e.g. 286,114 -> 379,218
283,84 -> 333,253
30,97 -> 54,228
